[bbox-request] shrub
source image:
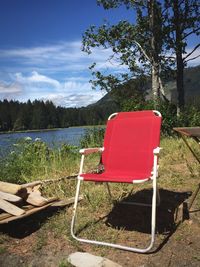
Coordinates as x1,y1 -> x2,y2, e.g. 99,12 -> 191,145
80,127 -> 105,148
0,137 -> 78,184
122,98 -> 200,136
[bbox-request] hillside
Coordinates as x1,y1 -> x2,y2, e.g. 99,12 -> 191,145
91,65 -> 200,108
165,65 -> 200,103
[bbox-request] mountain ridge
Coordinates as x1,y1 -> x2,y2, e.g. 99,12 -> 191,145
88,65 -> 200,108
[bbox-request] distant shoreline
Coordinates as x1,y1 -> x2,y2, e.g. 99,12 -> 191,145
0,128 -> 64,135
0,125 -> 105,135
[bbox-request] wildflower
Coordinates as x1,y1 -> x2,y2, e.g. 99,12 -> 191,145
24,137 -> 32,141
35,138 -> 41,142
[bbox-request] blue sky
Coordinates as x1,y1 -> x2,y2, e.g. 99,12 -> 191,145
0,0 -> 199,107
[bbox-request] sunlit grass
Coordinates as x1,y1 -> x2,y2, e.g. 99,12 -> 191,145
0,132 -> 200,254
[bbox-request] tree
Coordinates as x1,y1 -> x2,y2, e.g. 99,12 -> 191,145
31,100 -> 48,129
45,100 -> 59,128
82,0 -> 167,106
0,100 -> 12,131
165,0 -> 200,114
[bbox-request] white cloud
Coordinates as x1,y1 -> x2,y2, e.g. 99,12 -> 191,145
43,91 -> 105,107
0,40 -> 128,107
0,81 -> 22,94
0,40 -> 198,107
15,71 -> 60,88
0,70 -> 105,107
0,81 -> 23,100
0,41 -> 126,74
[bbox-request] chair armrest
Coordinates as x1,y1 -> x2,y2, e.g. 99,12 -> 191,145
153,147 -> 162,155
79,147 -> 104,155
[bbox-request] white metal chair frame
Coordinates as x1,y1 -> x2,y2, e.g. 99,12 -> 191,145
71,111 -> 161,253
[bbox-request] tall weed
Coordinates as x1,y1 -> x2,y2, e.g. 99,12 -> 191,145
0,137 -> 79,184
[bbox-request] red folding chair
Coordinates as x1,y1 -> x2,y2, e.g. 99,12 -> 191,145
71,110 -> 162,253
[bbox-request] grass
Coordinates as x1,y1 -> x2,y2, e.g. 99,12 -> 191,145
58,259 -> 73,267
33,231 -> 48,251
0,246 -> 6,254
0,130 -> 199,263
0,138 -> 80,184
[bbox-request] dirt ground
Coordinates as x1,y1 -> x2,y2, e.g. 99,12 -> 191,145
0,189 -> 200,267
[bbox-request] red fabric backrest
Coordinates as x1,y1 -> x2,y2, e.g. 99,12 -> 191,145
102,111 -> 161,177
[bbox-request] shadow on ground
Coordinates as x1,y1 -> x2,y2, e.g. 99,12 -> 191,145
0,206 -> 65,238
0,189 -> 191,247
105,188 -> 191,235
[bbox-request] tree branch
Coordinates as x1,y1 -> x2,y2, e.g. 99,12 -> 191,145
183,43 -> 200,61
164,55 -> 176,60
185,54 -> 200,63
133,40 -> 152,63
183,27 -> 200,40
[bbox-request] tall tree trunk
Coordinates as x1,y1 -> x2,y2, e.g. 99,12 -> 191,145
152,62 -> 160,103
174,0 -> 185,115
149,0 -> 161,105
176,52 -> 185,115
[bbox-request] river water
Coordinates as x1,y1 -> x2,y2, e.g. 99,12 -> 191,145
0,127 -> 88,155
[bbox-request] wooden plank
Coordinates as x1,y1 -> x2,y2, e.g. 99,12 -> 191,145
51,195 -> 83,207
0,195 -> 83,224
0,202 -> 55,224
173,127 -> 200,137
0,198 -> 25,216
21,181 -> 42,189
0,191 -> 22,203
0,181 -> 22,195
26,192 -> 48,206
0,205 -> 34,221
26,191 -> 58,207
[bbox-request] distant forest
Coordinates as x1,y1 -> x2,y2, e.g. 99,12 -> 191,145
1,65 -> 200,132
0,99 -> 117,132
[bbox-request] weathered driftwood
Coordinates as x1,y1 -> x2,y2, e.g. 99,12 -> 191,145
21,181 -> 42,189
51,196 -> 83,207
0,175 -> 79,222
0,181 -> 22,195
26,191 -> 58,207
0,195 -> 83,224
0,175 -> 77,196
0,191 -> 22,203
0,204 -> 34,221
0,198 -> 25,216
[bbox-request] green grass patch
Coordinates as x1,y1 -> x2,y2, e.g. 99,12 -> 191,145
0,131 -> 200,256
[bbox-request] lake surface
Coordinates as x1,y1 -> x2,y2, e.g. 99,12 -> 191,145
0,127 -> 88,155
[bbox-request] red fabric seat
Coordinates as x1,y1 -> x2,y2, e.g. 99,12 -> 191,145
80,171 -> 150,183
80,110 -> 161,184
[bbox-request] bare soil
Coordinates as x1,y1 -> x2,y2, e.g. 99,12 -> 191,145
0,190 -> 200,267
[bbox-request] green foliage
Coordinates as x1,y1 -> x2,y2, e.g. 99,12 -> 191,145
122,97 -> 200,136
80,127 -> 105,148
82,0 -> 170,97
0,137 -> 79,184
0,99 -> 117,132
83,0 -> 200,112
58,260 -> 73,267
178,106 -> 200,127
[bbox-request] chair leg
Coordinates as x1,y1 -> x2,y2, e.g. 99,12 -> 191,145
105,183 -> 114,203
71,178 -> 157,253
71,178 -> 82,240
156,187 -> 161,206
